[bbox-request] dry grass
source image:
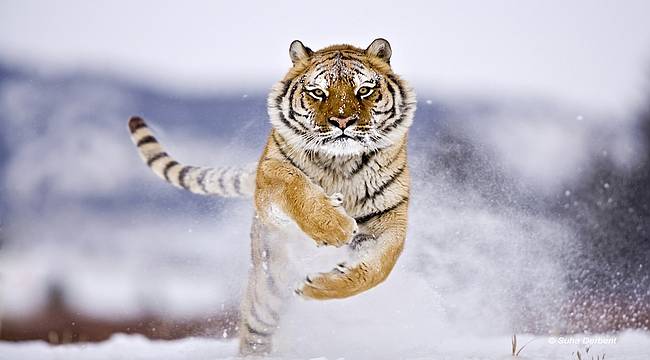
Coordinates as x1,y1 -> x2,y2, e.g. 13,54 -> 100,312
574,346 -> 606,360
511,334 -> 535,357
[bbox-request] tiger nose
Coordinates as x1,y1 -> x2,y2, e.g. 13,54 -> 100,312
328,116 -> 357,130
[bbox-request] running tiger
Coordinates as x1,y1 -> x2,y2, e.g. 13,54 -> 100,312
128,38 -> 416,355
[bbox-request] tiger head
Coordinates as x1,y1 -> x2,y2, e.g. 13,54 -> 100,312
269,38 -> 416,156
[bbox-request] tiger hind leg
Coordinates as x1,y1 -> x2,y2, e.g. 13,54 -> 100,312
239,275 -> 283,355
238,218 -> 290,356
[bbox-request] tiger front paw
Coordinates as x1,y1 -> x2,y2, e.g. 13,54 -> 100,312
298,193 -> 357,247
295,262 -> 366,300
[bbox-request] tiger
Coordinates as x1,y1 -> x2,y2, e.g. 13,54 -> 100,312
127,38 -> 416,355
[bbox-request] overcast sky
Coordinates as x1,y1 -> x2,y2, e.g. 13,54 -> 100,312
1,0 -> 650,116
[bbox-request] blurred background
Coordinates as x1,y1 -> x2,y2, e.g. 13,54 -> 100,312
0,0 -> 649,349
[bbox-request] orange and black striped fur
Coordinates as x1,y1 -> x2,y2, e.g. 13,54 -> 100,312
128,38 -> 416,356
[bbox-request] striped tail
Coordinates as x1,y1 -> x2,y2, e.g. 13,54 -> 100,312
128,116 -> 256,198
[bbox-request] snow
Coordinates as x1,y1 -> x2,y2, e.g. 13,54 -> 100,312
1,331 -> 649,359
0,213 -> 250,319
0,335 -> 237,360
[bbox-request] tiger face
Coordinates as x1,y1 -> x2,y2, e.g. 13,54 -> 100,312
269,39 -> 416,156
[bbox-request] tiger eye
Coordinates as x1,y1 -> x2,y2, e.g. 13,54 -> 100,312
358,86 -> 375,97
314,89 -> 324,96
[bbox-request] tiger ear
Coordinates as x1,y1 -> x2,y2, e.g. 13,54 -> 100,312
289,40 -> 313,65
366,38 -> 392,64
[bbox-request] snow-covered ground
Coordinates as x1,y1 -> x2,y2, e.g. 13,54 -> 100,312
1,331 -> 649,360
